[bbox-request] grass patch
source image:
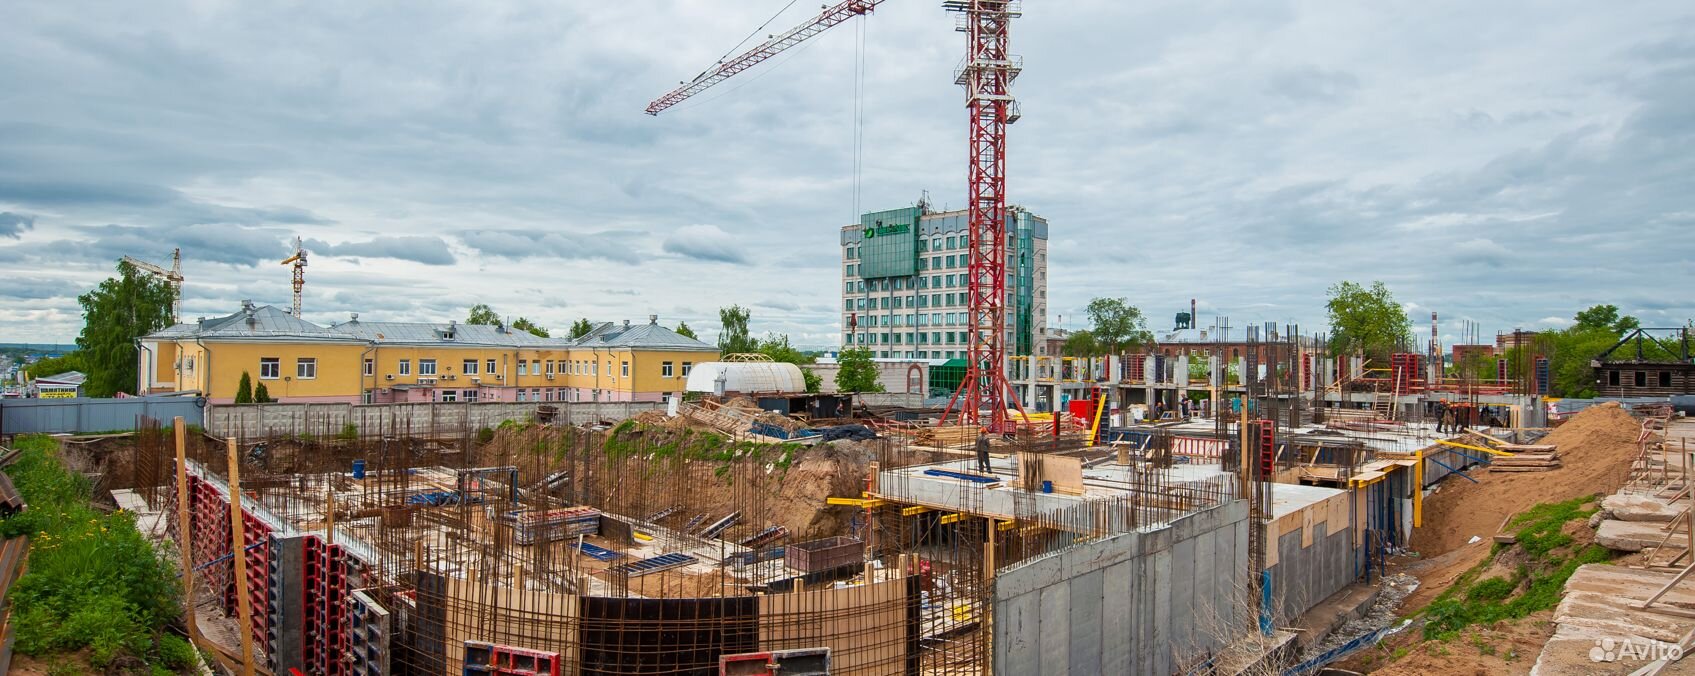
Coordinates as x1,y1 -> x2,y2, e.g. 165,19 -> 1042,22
0,435 -> 186,671
1420,494 -> 1608,640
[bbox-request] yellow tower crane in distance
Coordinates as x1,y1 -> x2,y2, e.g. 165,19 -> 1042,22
122,248 -> 184,323
280,237 -> 307,319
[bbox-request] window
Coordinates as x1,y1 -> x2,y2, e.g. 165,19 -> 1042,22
464,389 -> 479,402
363,359 -> 373,376
1661,371 -> 1674,388
399,359 -> 411,376
662,361 -> 674,377
946,236 -> 956,248
260,357 -> 281,380
682,362 -> 693,377
419,359 -> 437,376
516,389 -> 526,402
441,390 -> 457,402
463,359 -> 479,375
621,361 -> 630,377
1608,370 -> 1620,386
487,359 -> 497,374
518,360 -> 528,376
296,358 -> 317,379
546,360 -> 556,375
1635,371 -> 1647,387
946,255 -> 956,267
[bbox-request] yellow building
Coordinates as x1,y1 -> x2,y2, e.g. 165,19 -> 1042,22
139,302 -> 718,404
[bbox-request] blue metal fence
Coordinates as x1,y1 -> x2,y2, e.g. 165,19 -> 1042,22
0,396 -> 202,434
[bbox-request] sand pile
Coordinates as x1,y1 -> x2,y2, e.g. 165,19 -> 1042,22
1412,404 -> 1644,557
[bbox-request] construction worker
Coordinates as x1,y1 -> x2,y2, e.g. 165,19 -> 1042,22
1434,399 -> 1449,433
975,428 -> 992,474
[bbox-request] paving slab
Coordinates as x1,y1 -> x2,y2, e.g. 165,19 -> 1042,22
1603,493 -> 1684,522
1533,564 -> 1695,675
1597,519 -> 1689,553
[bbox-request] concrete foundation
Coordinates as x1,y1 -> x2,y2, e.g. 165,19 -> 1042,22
993,500 -> 1252,675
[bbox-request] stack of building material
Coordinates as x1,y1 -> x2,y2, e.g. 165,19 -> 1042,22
739,525 -> 788,548
1488,452 -> 1561,472
609,552 -> 698,578
500,506 -> 602,545
914,425 -> 980,446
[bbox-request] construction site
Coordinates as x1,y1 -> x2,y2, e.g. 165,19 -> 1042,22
61,324 -> 1674,676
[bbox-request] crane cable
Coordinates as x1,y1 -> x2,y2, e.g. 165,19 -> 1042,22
702,0 -> 803,80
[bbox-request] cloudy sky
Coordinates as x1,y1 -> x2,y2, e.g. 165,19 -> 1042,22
1,1 -> 1691,348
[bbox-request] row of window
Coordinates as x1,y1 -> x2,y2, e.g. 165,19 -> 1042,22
260,358 -> 696,380
844,291 -> 1016,312
847,312 -> 979,328
1608,370 -> 1676,388
844,331 -> 1013,346
844,234 -> 1002,261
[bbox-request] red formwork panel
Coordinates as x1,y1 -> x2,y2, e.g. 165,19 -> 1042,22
302,536 -> 324,672
242,512 -> 274,653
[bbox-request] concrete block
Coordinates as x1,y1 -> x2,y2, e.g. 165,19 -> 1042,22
1039,581 -> 1070,676
1101,560 -> 1132,674
1152,548 -> 1172,675
1597,519 -> 1687,553
997,553 -> 1065,599
1068,570 -> 1104,675
997,591 -> 1040,676
1171,535 -> 1196,654
1602,494 -> 1681,522
1194,528 -> 1217,648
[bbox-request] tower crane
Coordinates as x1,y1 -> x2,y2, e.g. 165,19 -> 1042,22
280,237 -> 308,319
647,0 -> 1026,430
122,248 -> 184,323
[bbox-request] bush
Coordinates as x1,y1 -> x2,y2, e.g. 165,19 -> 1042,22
476,427 -> 496,444
1,435 -> 183,669
337,423 -> 359,441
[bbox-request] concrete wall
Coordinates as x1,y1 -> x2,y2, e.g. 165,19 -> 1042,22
1267,517 -> 1356,622
993,500 -> 1251,675
205,401 -> 660,439
0,396 -> 203,434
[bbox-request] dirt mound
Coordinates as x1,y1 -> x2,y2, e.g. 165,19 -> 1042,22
1412,405 -> 1643,558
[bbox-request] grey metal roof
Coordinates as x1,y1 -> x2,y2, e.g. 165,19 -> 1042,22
332,321 -> 573,347
143,303 -> 713,351
572,321 -> 716,351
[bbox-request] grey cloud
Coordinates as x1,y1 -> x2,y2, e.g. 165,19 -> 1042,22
1267,66 -> 1360,103
661,224 -> 746,264
459,230 -> 641,264
0,212 -> 33,239
305,236 -> 457,266
0,179 -> 330,227
0,277 -> 82,300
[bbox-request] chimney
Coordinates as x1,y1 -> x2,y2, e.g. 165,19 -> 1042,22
350,312 -> 359,322
241,299 -> 255,315
649,314 -> 658,325
1191,299 -> 1197,325
623,319 -> 631,328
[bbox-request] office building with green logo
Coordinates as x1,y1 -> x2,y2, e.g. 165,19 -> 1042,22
839,203 -> 1048,360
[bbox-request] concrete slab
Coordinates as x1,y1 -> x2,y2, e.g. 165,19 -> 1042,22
1603,494 -> 1684,523
1597,519 -> 1689,553
1533,564 -> 1695,675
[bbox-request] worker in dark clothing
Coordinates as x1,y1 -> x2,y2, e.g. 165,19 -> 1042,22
975,429 -> 992,474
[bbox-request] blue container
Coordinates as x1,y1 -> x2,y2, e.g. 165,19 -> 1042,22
1041,480 -> 1053,494
352,459 -> 367,480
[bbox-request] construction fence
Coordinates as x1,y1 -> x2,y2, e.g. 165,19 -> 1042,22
0,396 -> 203,435
205,401 -> 661,440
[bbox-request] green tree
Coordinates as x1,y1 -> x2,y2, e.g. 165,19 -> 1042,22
569,318 -> 595,340
235,372 -> 254,404
1572,304 -> 1640,334
254,381 -> 274,403
75,261 -> 175,397
466,303 -> 499,325
23,352 -> 86,380
1084,297 -> 1154,359
757,334 -> 822,392
1325,281 -> 1412,360
675,322 -> 698,340
835,347 -> 884,393
511,317 -> 549,338
1062,330 -> 1100,357
718,305 -> 755,354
